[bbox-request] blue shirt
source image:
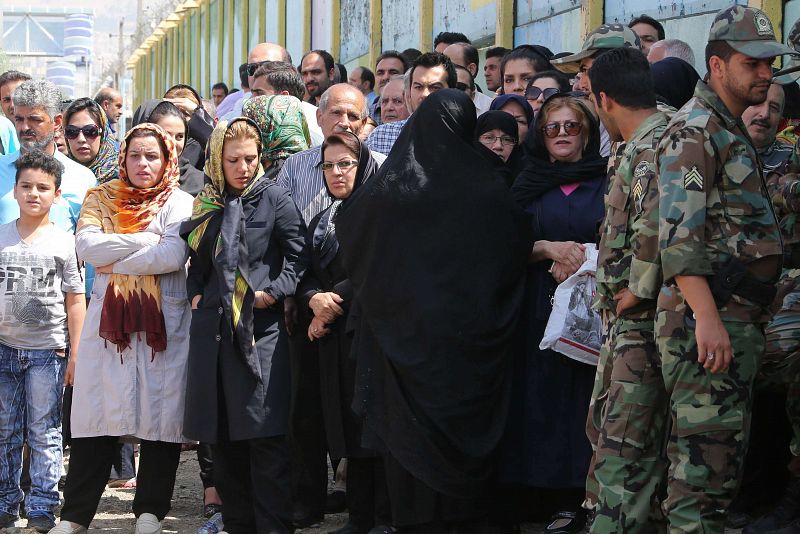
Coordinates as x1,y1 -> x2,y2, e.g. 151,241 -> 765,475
0,148 -> 97,233
365,118 -> 408,155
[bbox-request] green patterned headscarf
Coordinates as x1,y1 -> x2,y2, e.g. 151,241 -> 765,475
243,95 -> 310,163
182,118 -> 267,380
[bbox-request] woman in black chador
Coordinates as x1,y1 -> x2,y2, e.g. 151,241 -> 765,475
299,131 -> 390,534
335,89 -> 532,533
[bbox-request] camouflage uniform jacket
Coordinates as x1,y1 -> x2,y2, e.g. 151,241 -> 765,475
595,112 -> 667,320
657,81 -> 783,322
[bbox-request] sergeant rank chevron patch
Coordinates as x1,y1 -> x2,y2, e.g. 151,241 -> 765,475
683,166 -> 704,191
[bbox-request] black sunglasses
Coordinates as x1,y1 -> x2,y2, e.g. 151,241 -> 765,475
64,124 -> 101,140
525,87 -> 560,100
246,60 -> 271,77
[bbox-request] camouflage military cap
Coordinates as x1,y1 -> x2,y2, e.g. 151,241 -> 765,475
552,24 -> 642,74
708,5 -> 794,59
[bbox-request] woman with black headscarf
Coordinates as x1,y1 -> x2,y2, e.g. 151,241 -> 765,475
335,89 -> 532,532
650,57 -> 700,110
500,94 -> 608,525
163,84 -> 215,170
298,131 -> 389,533
474,110 -> 523,187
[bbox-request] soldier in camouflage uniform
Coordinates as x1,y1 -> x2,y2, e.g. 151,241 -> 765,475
584,47 -> 670,534
655,6 -> 791,532
552,24 -> 642,159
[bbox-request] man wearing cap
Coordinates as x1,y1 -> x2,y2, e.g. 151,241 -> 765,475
655,5 -> 790,531
552,24 -> 643,158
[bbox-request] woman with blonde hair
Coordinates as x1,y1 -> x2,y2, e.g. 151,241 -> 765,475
181,118 -> 306,533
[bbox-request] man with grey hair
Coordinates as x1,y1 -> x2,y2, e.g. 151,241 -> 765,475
276,83 -> 386,530
0,79 -> 95,232
647,38 -> 696,67
94,87 -> 123,132
366,72 -> 412,155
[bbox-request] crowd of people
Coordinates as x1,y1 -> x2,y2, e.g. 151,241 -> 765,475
2,6 -> 800,534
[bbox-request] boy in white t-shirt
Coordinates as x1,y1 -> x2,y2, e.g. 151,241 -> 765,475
0,151 -> 85,532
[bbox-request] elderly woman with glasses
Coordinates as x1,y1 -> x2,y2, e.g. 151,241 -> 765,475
497,94 -> 609,527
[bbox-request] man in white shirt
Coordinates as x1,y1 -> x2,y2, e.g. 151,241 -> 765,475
444,42 -> 494,115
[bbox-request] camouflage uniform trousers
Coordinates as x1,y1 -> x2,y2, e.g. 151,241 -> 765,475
584,310 -> 614,511
655,305 -> 764,534
762,285 -> 800,457
589,318 -> 669,534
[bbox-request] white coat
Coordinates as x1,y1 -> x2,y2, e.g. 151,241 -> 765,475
71,189 -> 193,443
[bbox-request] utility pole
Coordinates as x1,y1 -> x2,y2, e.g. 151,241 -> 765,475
115,17 -> 124,87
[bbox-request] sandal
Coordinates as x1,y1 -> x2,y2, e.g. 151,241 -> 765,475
542,508 -> 589,534
121,477 -> 137,488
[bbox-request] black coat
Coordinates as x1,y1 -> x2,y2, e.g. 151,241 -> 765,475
299,209 -> 375,459
183,165 -> 307,443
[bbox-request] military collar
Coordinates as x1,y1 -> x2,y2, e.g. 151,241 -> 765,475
693,80 -> 740,131
623,111 -> 668,158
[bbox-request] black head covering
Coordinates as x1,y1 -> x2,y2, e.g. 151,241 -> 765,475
336,89 -> 532,499
474,110 -> 523,186
489,94 -> 534,125
511,94 -> 608,207
312,131 -> 378,269
131,99 -> 163,127
650,57 -> 700,110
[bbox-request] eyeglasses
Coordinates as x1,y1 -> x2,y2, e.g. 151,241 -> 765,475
64,124 -> 101,140
320,159 -> 359,171
541,120 -> 583,138
479,133 -> 517,147
525,87 -> 560,100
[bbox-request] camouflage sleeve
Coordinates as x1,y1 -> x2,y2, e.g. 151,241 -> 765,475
771,172 -> 800,213
628,148 -> 661,300
658,125 -> 717,281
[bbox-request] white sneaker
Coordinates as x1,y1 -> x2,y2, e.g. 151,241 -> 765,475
47,522 -> 87,534
134,513 -> 162,534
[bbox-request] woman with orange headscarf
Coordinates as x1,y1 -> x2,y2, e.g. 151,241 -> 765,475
51,124 -> 194,534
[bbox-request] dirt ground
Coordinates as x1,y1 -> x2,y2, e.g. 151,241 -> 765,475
0,450 -> 745,533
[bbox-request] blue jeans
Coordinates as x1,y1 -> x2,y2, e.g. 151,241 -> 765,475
0,342 -> 65,518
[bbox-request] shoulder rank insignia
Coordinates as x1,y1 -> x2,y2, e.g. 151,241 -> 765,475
683,166 -> 704,191
633,161 -> 650,178
633,177 -> 646,213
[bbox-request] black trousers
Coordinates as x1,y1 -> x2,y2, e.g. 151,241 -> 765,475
383,453 -> 490,532
212,436 -> 293,534
347,457 -> 391,530
60,437 -> 180,528
197,442 -> 215,489
288,328 -> 328,520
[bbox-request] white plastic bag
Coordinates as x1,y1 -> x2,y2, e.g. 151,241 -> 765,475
539,244 -> 601,366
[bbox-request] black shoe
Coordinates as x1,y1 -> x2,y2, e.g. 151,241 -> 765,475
745,477 -> 800,534
727,510 -> 753,529
26,514 -> 56,533
203,503 -> 222,519
294,513 -> 324,529
367,526 -> 397,534
765,518 -> 800,534
328,522 -> 369,534
326,489 -> 347,514
0,512 -> 17,528
542,508 -> 589,534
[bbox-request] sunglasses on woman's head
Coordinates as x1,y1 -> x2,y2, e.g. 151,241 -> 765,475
541,120 -> 582,138
525,87 -> 560,100
64,125 -> 101,140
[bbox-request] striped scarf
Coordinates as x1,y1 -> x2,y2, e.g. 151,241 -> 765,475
78,123 -> 180,357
